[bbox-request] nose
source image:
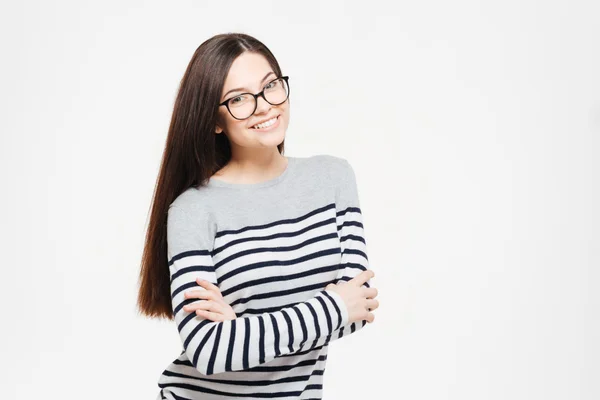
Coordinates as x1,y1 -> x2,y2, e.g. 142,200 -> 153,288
254,93 -> 271,115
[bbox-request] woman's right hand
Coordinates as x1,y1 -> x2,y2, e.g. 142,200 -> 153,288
325,269 -> 379,324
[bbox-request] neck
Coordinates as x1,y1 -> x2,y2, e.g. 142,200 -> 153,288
214,148 -> 287,184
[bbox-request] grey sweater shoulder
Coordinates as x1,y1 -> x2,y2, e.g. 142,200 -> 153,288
169,154 -> 359,244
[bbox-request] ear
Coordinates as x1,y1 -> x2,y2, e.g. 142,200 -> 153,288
215,113 -> 225,134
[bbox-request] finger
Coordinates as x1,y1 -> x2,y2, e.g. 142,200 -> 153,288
184,289 -> 215,300
196,309 -> 225,322
365,312 -> 375,323
362,287 -> 378,299
196,301 -> 223,313
196,278 -> 221,294
366,299 -> 379,311
183,300 -> 222,313
349,270 -> 375,287
183,300 -> 205,312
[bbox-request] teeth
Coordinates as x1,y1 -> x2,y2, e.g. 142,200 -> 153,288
252,116 -> 277,129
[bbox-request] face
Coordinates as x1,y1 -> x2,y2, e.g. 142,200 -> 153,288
215,52 -> 290,153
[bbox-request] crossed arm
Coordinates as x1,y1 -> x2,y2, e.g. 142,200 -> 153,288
167,158 -> 372,375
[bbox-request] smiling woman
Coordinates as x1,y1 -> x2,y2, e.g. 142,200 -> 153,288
211,51 -> 291,179
136,32 -> 379,400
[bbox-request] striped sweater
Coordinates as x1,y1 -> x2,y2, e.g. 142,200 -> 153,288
156,154 -> 372,400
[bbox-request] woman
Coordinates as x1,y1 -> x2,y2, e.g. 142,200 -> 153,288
137,32 -> 379,400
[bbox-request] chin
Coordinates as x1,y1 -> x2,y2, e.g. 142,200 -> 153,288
259,131 -> 286,146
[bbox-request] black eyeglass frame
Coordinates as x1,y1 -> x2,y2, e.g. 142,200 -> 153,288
218,76 -> 290,120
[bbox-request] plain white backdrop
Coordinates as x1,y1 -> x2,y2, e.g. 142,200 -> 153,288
0,0 -> 598,399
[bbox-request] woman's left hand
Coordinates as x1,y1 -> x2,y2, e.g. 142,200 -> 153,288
182,278 -> 237,322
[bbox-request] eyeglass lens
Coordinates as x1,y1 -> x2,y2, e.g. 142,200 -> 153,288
227,78 -> 289,119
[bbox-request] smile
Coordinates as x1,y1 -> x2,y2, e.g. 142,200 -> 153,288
251,115 -> 280,131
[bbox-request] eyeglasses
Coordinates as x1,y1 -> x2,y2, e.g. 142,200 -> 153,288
218,76 -> 290,120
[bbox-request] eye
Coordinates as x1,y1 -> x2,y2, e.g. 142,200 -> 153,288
265,80 -> 277,90
230,95 -> 243,104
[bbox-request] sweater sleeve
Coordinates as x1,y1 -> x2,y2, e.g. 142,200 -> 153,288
272,158 -> 373,354
167,204 -> 350,376
330,158 -> 372,339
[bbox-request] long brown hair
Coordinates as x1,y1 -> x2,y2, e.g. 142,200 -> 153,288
136,33 -> 286,319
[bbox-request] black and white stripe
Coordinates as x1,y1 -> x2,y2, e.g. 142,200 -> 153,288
157,158 -> 371,400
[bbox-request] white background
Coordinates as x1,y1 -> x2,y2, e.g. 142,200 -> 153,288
1,0 -> 598,399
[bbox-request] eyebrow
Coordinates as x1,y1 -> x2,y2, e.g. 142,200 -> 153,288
222,71 -> 276,100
